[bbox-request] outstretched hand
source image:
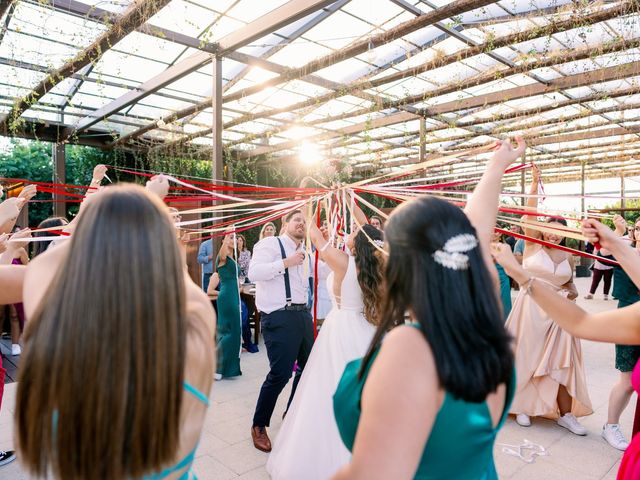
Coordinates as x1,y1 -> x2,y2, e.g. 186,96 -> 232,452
92,164 -> 108,184
0,197 -> 25,223
613,214 -> 627,236
18,184 -> 37,202
491,242 -> 526,281
531,163 -> 540,183
582,218 -> 622,251
490,136 -> 526,169
146,175 -> 170,200
8,228 -> 32,251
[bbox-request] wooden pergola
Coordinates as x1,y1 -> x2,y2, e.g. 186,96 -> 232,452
0,0 -> 639,199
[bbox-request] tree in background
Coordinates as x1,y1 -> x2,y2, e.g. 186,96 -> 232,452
0,140 -> 138,226
599,199 -> 640,231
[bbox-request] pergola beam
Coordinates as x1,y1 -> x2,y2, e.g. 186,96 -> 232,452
222,0 -> 496,105
307,35 -> 639,128
239,60 -> 640,159
0,0 -> 173,135
354,125 -> 640,173
239,111 -> 417,158
332,85 -> 640,150
340,101 -> 640,162
223,2 -> 634,148
147,0 -> 494,150
67,0 -> 338,137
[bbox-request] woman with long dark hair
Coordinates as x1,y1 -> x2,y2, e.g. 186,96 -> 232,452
267,197 -> 385,480
505,166 -> 592,432
331,138 -> 524,480
16,183 -> 215,480
31,216 -> 68,258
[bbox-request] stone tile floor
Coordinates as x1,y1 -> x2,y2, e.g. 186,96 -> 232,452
0,277 -> 632,479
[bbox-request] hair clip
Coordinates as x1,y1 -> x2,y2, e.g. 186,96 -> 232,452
432,233 -> 478,271
373,239 -> 384,248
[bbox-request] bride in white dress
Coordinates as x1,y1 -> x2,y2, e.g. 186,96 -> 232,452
266,209 -> 385,480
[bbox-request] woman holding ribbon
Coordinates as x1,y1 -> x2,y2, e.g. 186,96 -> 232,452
266,195 -> 384,480
505,166 -> 592,433
16,182 -> 216,480
492,217 -> 640,479
209,231 -> 242,380
331,138 -> 524,480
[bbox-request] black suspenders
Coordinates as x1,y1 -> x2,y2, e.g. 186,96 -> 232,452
276,238 -> 292,306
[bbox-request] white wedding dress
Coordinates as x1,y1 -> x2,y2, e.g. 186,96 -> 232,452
266,255 -> 376,480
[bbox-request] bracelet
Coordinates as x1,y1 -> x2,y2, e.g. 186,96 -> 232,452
319,242 -> 331,252
521,277 -> 535,294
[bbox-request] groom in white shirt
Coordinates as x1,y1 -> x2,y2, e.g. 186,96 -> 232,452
248,210 -> 314,452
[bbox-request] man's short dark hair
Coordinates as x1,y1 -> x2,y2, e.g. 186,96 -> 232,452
284,209 -> 303,223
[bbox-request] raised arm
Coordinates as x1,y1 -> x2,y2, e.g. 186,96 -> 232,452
0,229 -> 31,265
0,184 -> 36,234
89,164 -> 108,190
583,218 -> 640,289
349,192 -> 369,227
522,165 -> 540,241
307,206 -> 348,275
464,137 -> 526,275
0,198 -> 22,234
493,243 -> 640,344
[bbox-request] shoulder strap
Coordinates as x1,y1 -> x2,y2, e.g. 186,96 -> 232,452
183,381 -> 210,406
276,238 -> 292,305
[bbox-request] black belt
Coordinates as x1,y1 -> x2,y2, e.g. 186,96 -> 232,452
266,303 -> 308,313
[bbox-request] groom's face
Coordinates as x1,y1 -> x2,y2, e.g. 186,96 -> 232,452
286,213 -> 306,241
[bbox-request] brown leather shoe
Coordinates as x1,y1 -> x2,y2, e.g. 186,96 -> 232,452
251,426 -> 272,452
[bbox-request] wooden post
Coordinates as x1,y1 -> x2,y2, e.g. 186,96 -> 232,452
520,154 -> 526,207
581,161 -> 586,216
53,143 -> 66,219
621,173 -> 626,212
419,116 -> 426,163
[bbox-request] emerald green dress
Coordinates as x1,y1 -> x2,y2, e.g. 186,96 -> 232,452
333,328 -> 515,479
496,263 -> 512,320
612,264 -> 640,372
216,256 -> 242,378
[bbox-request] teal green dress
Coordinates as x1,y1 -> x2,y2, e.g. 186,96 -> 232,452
496,263 -> 512,320
216,256 -> 242,378
612,265 -> 640,372
333,330 -> 515,479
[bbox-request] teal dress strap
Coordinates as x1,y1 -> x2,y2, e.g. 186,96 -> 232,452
183,381 -> 210,406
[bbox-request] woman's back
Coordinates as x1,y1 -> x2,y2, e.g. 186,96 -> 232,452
19,186 -> 215,480
334,325 -> 514,479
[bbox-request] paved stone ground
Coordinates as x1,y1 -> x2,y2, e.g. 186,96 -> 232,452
0,277 -> 632,479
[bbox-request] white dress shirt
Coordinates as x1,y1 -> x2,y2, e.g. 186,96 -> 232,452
248,234 -> 309,314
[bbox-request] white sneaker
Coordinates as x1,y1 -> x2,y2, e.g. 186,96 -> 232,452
602,424 -> 628,451
557,413 -> 587,435
516,414 -> 531,427
584,294 -> 593,300
11,344 -> 20,356
604,295 -> 609,301
214,373 -> 222,381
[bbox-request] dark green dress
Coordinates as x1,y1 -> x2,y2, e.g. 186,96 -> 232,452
333,328 -> 515,479
216,256 -> 242,378
612,265 -> 640,372
496,263 -> 512,320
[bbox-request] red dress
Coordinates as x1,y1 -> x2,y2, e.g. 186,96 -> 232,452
618,361 -> 640,479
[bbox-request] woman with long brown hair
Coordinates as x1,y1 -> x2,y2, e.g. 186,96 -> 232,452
267,196 -> 385,480
16,183 -> 215,480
